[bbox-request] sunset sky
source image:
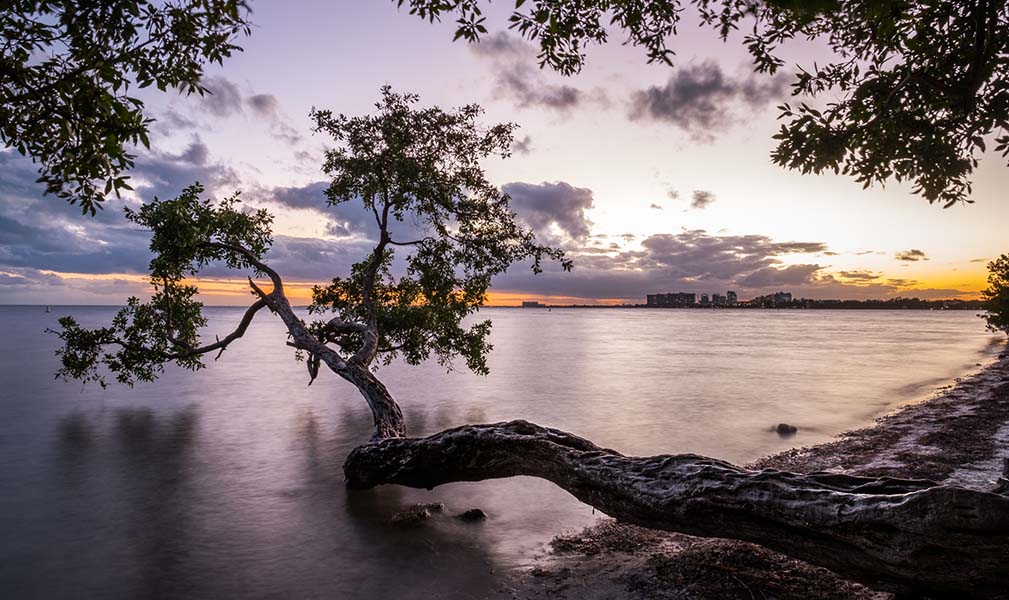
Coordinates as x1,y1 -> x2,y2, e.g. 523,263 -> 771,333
1,0 -> 1006,306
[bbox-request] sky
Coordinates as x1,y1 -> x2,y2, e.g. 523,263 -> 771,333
1,0 -> 1006,306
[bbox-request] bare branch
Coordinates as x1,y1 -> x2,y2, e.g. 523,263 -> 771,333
164,298 -> 268,360
205,241 -> 284,295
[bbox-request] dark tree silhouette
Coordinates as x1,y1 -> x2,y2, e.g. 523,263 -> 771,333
398,0 -> 1009,206
1,1 -> 251,214
983,254 -> 1009,335
52,89 -> 1009,598
7,1 -> 1006,213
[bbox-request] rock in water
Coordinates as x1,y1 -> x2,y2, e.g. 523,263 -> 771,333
456,508 -> 487,522
392,505 -> 433,526
775,423 -> 798,436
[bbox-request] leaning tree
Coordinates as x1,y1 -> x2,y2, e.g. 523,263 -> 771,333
53,89 -> 1009,598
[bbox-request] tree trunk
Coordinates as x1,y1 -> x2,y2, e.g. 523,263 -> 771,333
344,420 -> 1009,598
340,364 -> 406,439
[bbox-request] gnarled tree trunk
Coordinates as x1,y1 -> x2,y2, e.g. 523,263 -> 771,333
339,363 -> 406,439
345,420 -> 1009,598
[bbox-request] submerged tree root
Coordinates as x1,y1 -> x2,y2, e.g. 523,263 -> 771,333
345,420 -> 1009,598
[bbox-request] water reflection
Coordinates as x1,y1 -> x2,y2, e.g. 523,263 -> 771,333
0,306 -> 1001,598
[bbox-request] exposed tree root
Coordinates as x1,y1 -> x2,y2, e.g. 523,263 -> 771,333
345,420 -> 1009,598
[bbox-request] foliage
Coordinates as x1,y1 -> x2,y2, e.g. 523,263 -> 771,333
398,0 -> 1009,206
1,0 -> 251,215
51,183 -> 273,387
982,254 -> 1009,336
309,87 -> 571,374
52,90 -> 568,388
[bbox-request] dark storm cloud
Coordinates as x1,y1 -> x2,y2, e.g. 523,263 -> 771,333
502,181 -> 594,241
628,61 -> 789,139
690,190 -> 716,210
895,249 -> 929,262
470,32 -> 600,113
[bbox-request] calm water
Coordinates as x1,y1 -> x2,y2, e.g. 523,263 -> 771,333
0,306 -> 1001,599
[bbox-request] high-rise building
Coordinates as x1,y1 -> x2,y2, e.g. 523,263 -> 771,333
727,291 -> 738,305
646,292 -> 696,306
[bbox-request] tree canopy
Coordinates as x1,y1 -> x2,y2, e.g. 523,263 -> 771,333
5,1 -> 1007,212
52,89 -> 568,411
982,254 -> 1009,335
1,0 -> 251,214
399,0 -> 1009,206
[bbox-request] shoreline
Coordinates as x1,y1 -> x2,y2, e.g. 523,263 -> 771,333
495,343 -> 1009,599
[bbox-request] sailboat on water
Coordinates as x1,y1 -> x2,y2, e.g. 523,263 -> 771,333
45,306 -> 51,313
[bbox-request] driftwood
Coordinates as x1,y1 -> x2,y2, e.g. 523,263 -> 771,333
345,420 -> 1009,598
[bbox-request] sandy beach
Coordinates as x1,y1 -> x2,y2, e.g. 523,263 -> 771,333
496,345 -> 1009,599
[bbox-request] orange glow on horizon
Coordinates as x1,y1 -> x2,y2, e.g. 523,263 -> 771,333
27,269 -> 986,305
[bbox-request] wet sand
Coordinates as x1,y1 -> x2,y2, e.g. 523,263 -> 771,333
493,347 -> 1009,599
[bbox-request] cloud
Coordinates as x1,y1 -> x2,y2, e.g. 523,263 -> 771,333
152,109 -> 198,136
690,190 -> 716,210
895,249 -> 929,262
470,32 -> 601,113
837,270 -> 878,281
485,226 -> 929,302
502,181 -> 594,241
470,31 -> 529,58
130,139 -> 240,201
628,61 -> 789,139
195,77 -> 303,145
512,135 -> 533,155
970,257 -> 990,263
261,181 -> 380,239
649,203 -> 663,210
200,76 -> 244,117
0,153 -> 154,278
246,93 -> 279,117
667,189 -> 680,200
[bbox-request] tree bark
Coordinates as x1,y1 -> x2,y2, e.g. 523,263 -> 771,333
344,420 -> 1009,598
340,364 -> 406,439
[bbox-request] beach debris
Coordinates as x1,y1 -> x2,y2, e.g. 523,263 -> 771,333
775,423 -> 798,436
456,508 -> 487,522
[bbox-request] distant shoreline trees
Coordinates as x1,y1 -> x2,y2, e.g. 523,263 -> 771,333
982,254 -> 1009,335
